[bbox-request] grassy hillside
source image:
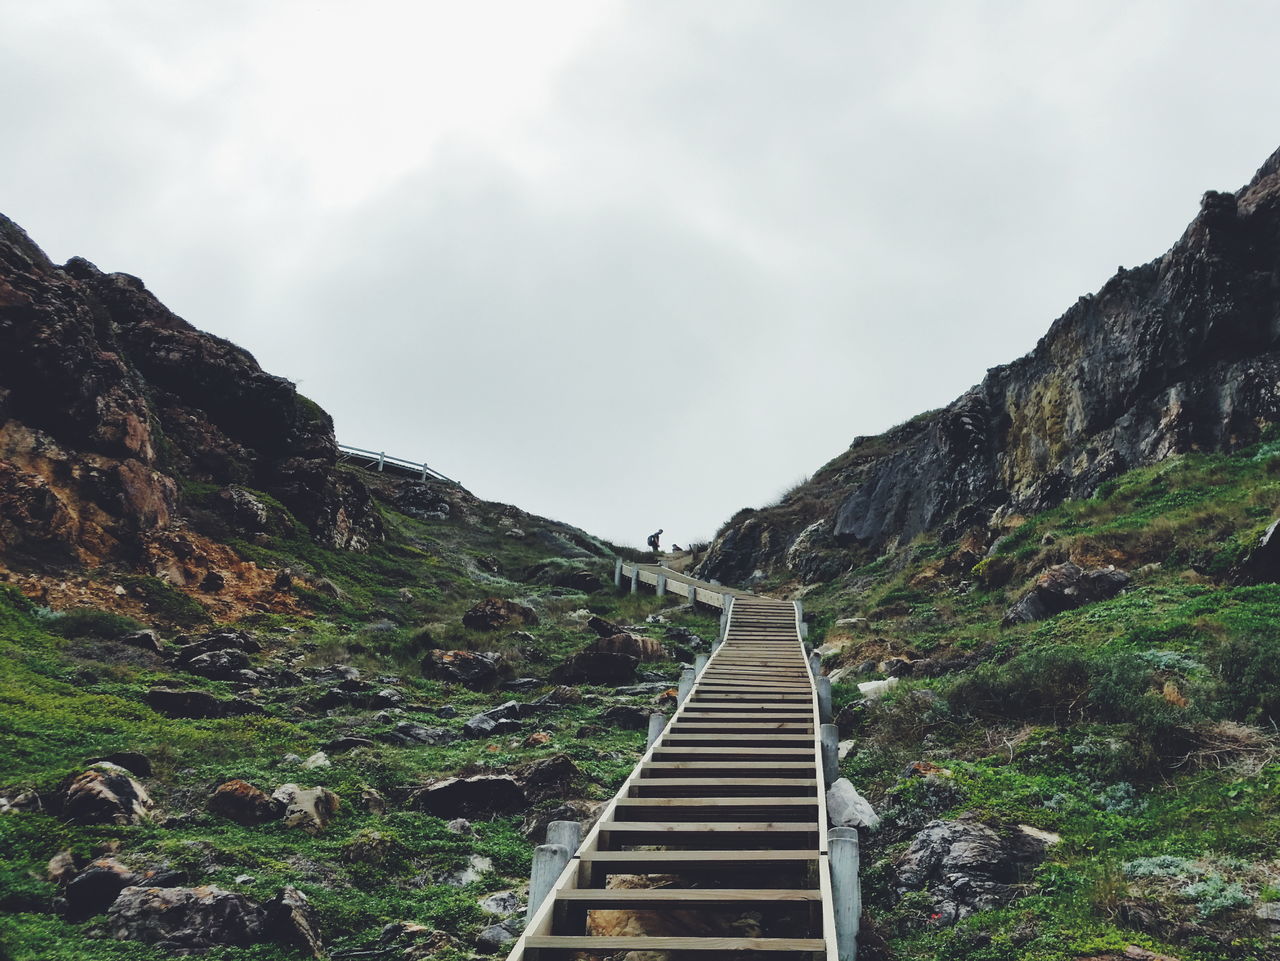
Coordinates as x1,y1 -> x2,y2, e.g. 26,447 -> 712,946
790,439 -> 1280,960
0,469 -> 715,960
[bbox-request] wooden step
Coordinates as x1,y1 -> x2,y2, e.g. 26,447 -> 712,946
553,887 -> 820,905
525,935 -> 826,954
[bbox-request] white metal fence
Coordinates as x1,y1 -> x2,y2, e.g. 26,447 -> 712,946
337,444 -> 457,485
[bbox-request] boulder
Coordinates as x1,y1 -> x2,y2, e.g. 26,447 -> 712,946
184,649 -> 256,682
264,885 -> 323,958
586,615 -> 626,638
63,857 -> 140,920
87,751 -> 152,778
60,764 -> 153,826
476,921 -> 519,953
1002,562 -> 1131,625
479,890 -> 521,917
1236,518 -> 1280,583
326,736 -> 376,754
462,598 -> 539,631
600,705 -> 659,729
146,687 -> 259,718
120,630 -> 163,654
423,650 -> 501,690
414,776 -> 527,818
514,754 -> 585,802
550,651 -> 638,685
378,722 -> 457,747
103,885 -> 266,951
271,784 -> 340,834
521,799 -> 604,842
300,751 -> 330,770
826,778 -> 881,831
895,814 -> 1050,924
586,632 -> 665,661
208,779 -> 283,826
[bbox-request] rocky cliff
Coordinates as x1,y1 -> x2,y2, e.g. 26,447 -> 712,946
0,214 -> 382,608
698,146 -> 1280,586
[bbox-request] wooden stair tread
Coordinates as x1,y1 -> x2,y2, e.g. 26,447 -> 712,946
525,935 -> 826,951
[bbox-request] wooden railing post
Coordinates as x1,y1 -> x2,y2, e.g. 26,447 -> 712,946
829,827 -> 862,961
817,676 -> 833,725
614,558 -> 623,589
630,567 -> 639,595
656,573 -> 667,597
646,712 -> 666,748
694,653 -> 708,676
377,451 -> 385,471
821,723 -> 840,787
677,667 -> 695,705
546,820 -> 581,855
526,843 -> 569,921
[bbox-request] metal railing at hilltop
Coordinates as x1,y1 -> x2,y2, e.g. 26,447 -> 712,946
337,444 -> 458,485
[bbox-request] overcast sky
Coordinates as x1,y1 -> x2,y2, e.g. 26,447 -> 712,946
3,2 -> 1279,548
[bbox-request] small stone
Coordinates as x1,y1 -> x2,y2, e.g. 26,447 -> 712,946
361,788 -> 387,815
272,784 -> 340,834
235,874 -> 257,885
826,777 -> 881,831
479,890 -> 521,917
475,921 -> 518,952
281,753 -> 303,766
447,818 -> 473,835
523,732 -> 551,747
300,751 -> 330,770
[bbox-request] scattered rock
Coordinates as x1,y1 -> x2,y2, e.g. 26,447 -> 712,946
326,736 -> 375,754
902,761 -> 953,779
360,788 -> 387,815
479,890 -> 522,917
826,778 -> 881,831
300,751 -> 330,770
586,632 -> 665,661
103,885 -> 266,951
895,814 -> 1051,924
414,776 -> 527,818
1002,561 -> 1131,625
475,921 -> 519,953
263,885 -> 323,958
60,764 -> 154,826
600,705 -> 658,729
47,850 -> 82,884
146,687 -> 259,719
209,779 -> 284,826
423,650 -> 502,690
514,754 -> 584,802
119,630 -> 163,654
64,857 -> 141,919
87,752 -> 152,778
1235,518 -> 1280,584
521,800 -> 604,842
439,854 -> 493,886
857,677 -> 900,700
523,732 -> 551,747
462,598 -> 539,631
271,784 -> 340,834
447,817 -> 473,835
371,687 -> 405,707
378,722 -> 457,747
550,651 -> 639,685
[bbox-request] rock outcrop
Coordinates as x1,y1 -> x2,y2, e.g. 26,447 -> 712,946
697,148 -> 1280,584
0,213 -> 381,602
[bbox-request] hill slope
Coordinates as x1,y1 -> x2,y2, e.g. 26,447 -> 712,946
697,146 -> 1280,587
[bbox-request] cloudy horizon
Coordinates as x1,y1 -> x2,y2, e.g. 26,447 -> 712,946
4,1 -> 1279,547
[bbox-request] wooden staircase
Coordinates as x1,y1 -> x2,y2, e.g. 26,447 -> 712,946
507,587 -> 837,960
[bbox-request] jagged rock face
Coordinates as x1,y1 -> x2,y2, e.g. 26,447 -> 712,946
0,213 -> 381,576
698,148 -> 1280,584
